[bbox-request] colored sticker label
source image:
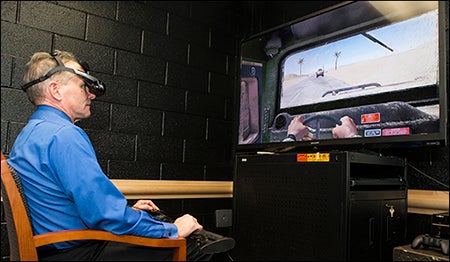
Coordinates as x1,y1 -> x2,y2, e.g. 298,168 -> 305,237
382,127 -> 410,136
361,113 -> 380,124
297,153 -> 330,162
364,129 -> 381,137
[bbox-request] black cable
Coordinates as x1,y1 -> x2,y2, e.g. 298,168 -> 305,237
226,251 -> 234,261
407,163 -> 449,189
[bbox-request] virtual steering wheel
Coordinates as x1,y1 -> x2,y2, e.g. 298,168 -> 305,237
303,114 -> 342,139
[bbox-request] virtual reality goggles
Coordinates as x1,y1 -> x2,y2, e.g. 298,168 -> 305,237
21,53 -> 106,96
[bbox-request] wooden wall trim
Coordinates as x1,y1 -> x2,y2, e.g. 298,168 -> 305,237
407,189 -> 449,214
110,180 -> 233,199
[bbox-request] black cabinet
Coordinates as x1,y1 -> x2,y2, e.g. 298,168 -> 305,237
231,151 -> 407,261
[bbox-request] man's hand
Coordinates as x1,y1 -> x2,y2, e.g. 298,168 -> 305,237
332,116 -> 358,138
132,200 -> 160,212
174,214 -> 203,238
287,115 -> 309,141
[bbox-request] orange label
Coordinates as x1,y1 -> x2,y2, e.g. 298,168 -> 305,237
361,113 -> 380,124
297,153 -> 330,162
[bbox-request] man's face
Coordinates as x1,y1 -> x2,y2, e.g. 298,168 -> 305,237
57,61 -> 96,123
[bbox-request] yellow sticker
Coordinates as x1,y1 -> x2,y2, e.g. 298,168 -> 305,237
297,153 -> 330,162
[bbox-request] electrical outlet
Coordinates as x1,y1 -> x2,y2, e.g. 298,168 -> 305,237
215,209 -> 232,228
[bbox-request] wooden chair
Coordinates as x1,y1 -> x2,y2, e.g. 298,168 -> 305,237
1,152 -> 186,261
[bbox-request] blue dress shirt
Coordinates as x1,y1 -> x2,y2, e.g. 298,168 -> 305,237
7,105 -> 178,250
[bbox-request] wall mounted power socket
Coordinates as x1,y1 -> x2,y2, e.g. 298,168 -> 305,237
215,209 -> 232,228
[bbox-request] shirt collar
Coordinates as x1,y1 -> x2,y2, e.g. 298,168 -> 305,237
31,105 -> 73,124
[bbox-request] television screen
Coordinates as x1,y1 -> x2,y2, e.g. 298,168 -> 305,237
236,1 -> 447,152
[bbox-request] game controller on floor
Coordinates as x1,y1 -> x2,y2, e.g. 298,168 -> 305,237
411,234 -> 449,255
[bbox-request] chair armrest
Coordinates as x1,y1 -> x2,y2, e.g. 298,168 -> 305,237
33,230 -> 186,260
33,229 -> 185,247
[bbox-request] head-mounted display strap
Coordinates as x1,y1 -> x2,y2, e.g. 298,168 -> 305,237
21,52 -> 106,96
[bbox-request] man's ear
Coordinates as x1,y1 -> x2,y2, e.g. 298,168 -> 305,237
47,81 -> 63,101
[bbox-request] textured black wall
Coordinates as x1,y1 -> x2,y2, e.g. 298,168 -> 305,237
1,1 -> 239,180
1,1 -> 448,260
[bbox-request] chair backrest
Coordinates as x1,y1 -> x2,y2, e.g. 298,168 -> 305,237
1,151 -> 39,260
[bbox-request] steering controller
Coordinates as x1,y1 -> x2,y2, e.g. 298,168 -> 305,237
411,234 -> 449,255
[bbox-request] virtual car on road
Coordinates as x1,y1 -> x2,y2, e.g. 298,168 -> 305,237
316,68 -> 324,78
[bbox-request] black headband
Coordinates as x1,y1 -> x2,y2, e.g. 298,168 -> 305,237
21,53 -> 106,96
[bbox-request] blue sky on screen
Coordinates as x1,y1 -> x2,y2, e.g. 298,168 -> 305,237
284,10 -> 438,76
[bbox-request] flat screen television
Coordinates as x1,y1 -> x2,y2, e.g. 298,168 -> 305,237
235,1 -> 447,153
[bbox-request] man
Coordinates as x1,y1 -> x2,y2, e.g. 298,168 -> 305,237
7,50 -> 234,261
